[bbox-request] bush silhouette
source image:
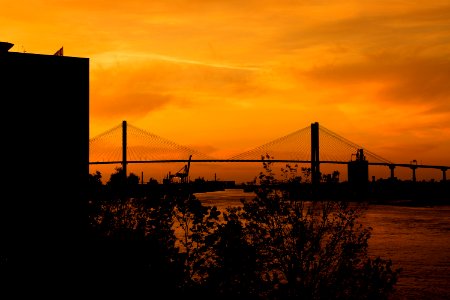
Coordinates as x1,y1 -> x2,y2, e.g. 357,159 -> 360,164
89,157 -> 400,299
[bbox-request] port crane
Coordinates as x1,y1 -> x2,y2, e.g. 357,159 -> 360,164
165,155 -> 192,183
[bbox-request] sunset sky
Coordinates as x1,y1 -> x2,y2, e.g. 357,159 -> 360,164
2,0 -> 449,182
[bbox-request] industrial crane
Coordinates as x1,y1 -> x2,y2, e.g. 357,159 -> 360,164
165,155 -> 192,184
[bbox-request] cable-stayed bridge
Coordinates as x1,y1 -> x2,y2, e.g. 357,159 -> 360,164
89,121 -> 449,182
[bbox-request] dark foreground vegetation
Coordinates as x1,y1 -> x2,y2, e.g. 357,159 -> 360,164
85,157 -> 401,299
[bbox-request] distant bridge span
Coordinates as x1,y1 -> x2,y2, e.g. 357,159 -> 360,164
91,160 -> 449,182
89,121 -> 449,182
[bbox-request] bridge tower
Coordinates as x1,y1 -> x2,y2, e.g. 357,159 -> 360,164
412,168 -> 417,182
122,120 -> 127,179
311,122 -> 320,197
410,160 -> 417,183
389,164 -> 396,180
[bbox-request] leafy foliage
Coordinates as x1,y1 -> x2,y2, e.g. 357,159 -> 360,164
88,157 -> 401,299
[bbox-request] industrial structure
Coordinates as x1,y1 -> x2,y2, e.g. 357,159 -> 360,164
348,149 -> 369,196
164,155 -> 192,184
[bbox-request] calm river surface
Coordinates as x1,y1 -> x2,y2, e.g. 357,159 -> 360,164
194,189 -> 450,300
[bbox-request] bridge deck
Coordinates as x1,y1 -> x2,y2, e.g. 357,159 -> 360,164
89,159 -> 449,170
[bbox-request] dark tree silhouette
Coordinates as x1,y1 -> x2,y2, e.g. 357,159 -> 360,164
87,157 -> 401,299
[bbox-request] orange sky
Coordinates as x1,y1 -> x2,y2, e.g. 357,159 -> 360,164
2,0 -> 449,182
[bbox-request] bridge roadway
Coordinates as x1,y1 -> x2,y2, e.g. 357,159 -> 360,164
89,159 -> 448,168
89,159 -> 449,181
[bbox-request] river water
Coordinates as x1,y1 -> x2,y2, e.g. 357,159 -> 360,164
194,189 -> 450,300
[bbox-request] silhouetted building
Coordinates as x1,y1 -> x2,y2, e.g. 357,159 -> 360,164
0,42 -> 89,292
348,149 -> 369,198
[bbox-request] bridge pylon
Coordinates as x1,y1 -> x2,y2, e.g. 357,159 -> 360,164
311,122 -> 320,198
410,160 -> 418,182
122,120 -> 127,179
389,164 -> 396,180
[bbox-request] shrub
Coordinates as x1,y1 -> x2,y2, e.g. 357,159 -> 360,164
211,156 -> 401,299
89,157 -> 401,299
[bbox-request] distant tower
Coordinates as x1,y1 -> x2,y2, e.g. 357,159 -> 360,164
311,122 -> 320,198
122,120 -> 127,179
348,149 -> 369,199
